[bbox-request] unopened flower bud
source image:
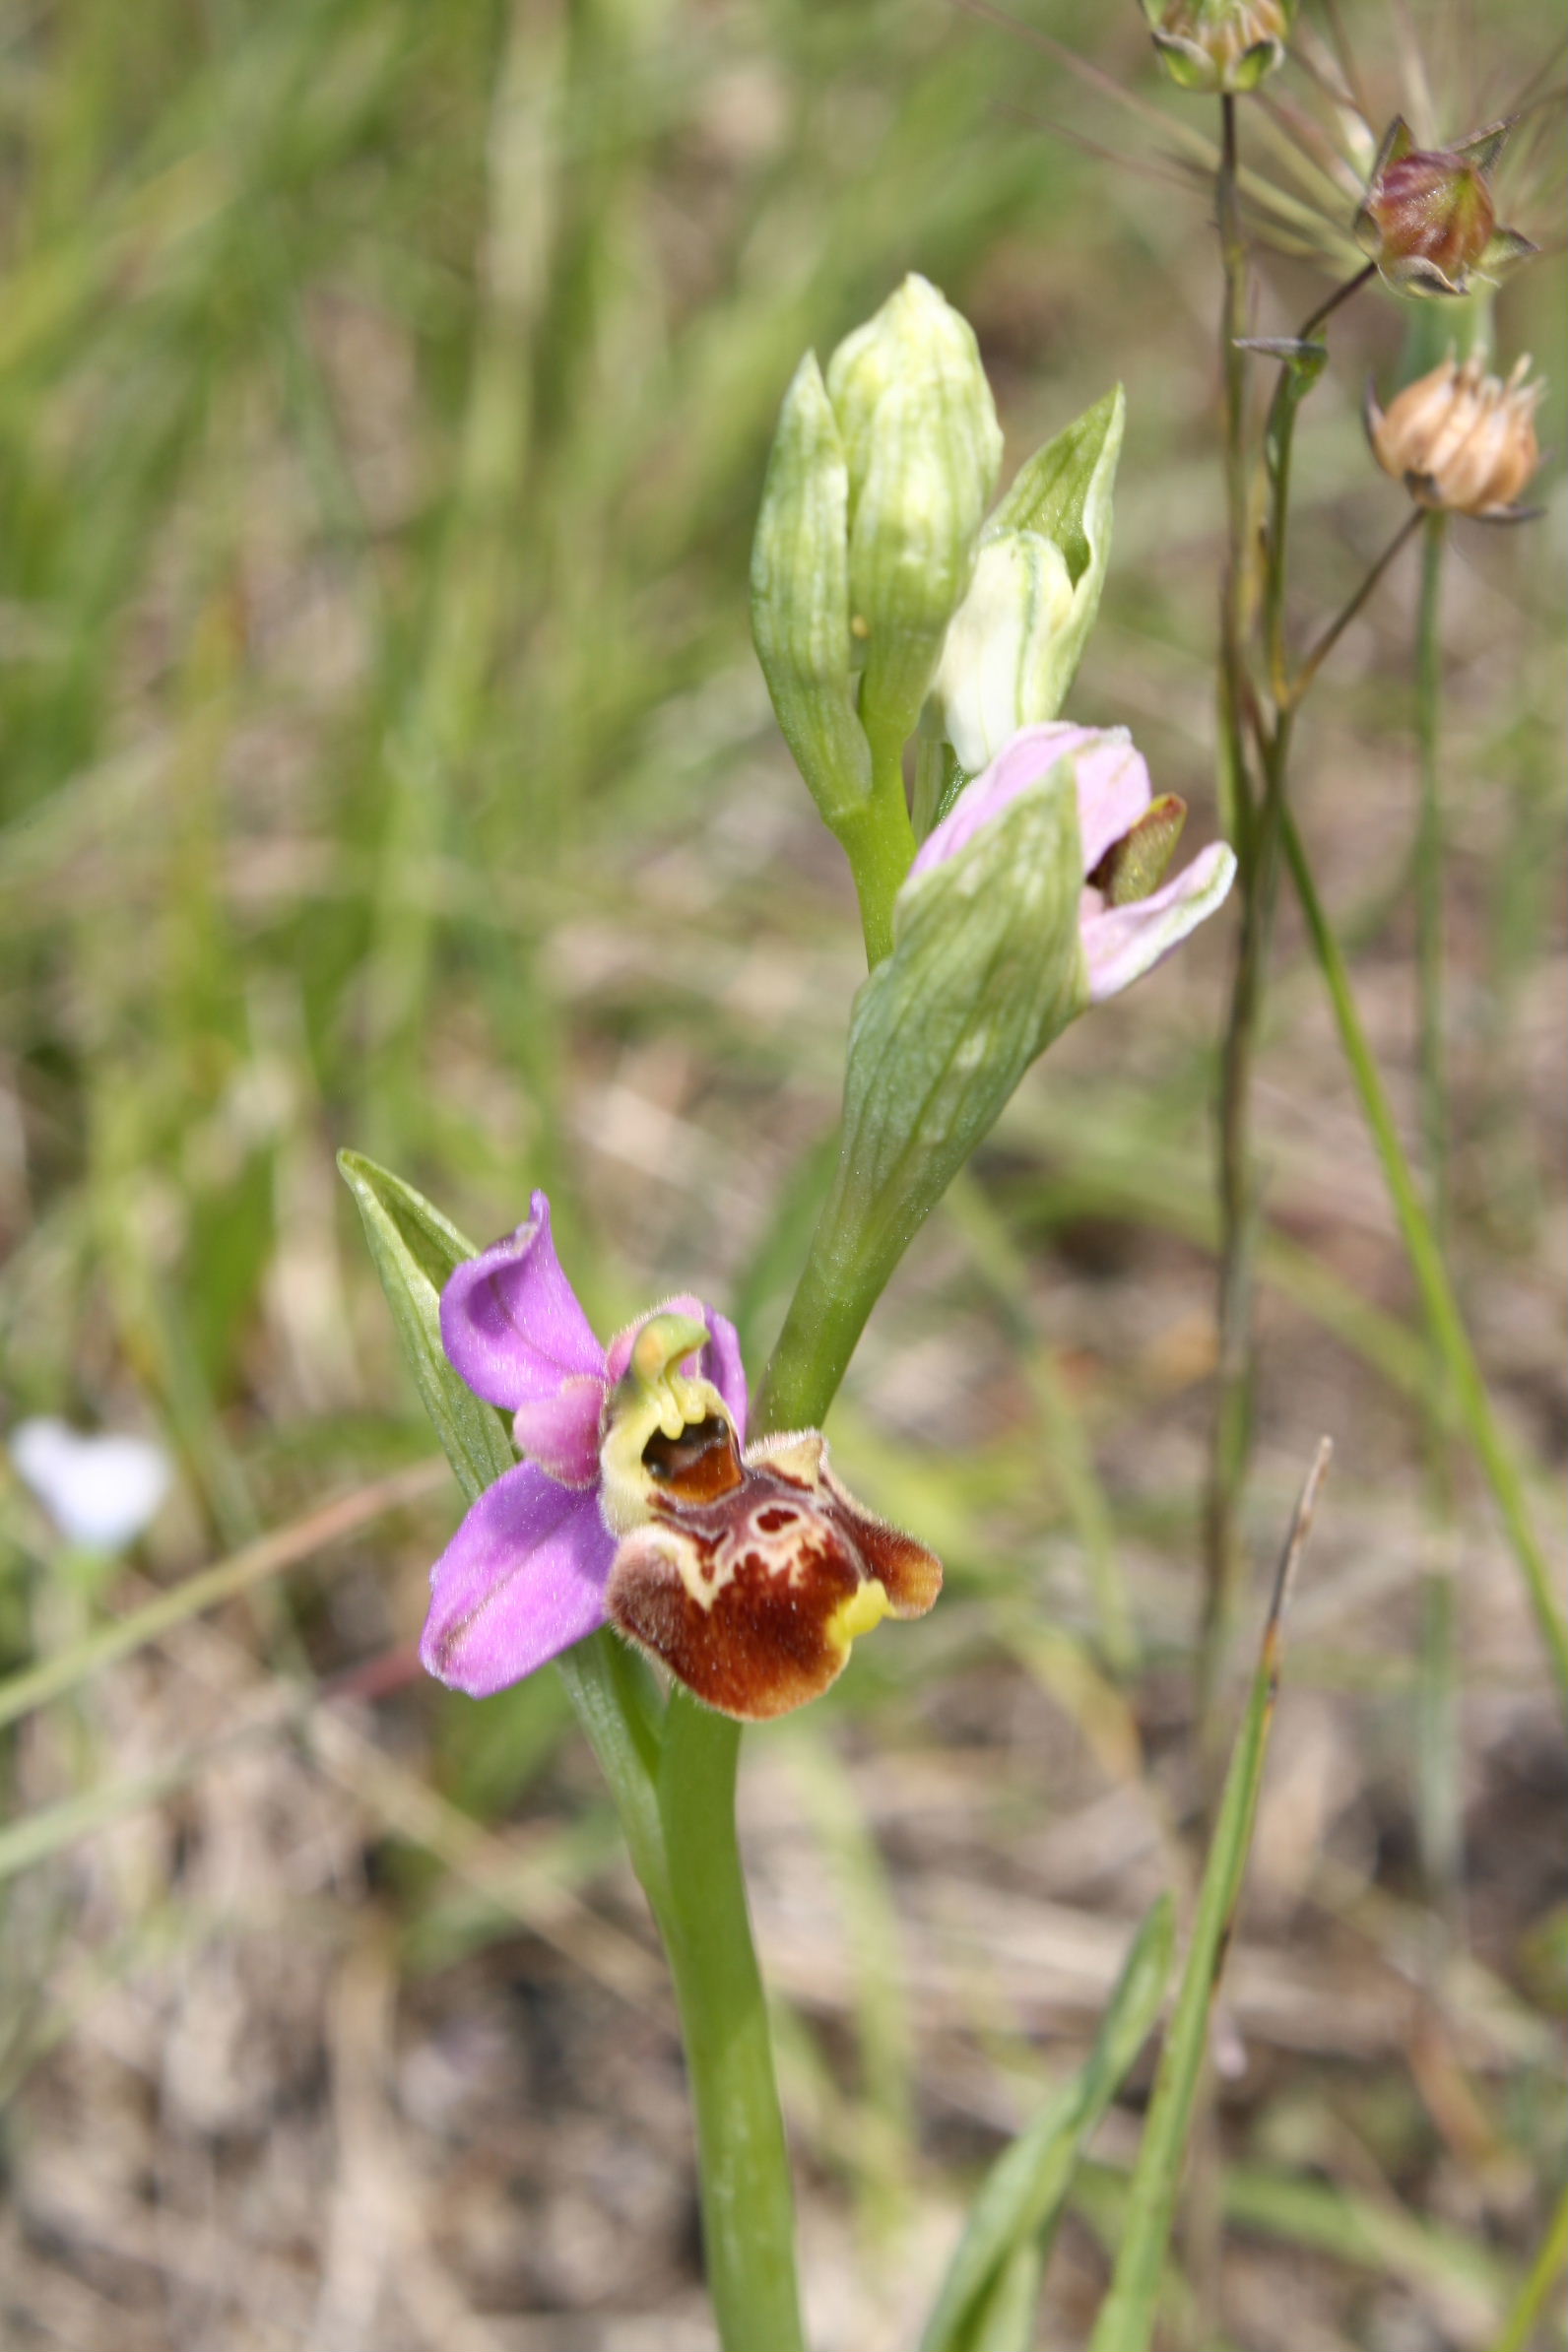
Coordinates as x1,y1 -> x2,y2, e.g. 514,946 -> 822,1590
824,275 -> 1002,758
1354,117 -> 1535,297
1138,0 -> 1293,94
751,353 -> 874,830
925,385 -> 1124,787
1367,351 -> 1545,519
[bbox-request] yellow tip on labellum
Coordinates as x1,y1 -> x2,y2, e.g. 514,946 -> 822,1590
827,1577 -> 893,1649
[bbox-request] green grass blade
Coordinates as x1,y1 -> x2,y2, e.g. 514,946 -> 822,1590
922,1894 -> 1175,2352
0,1462 -> 445,1734
1493,2183 -> 1568,2352
955,2239 -> 1045,2352
1281,808 -> 1568,1719
1086,1441 -> 1332,2352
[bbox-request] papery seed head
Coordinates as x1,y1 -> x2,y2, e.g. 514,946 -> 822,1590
1368,351 -> 1546,518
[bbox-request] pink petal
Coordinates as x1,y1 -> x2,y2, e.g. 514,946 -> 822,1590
910,722 -> 1150,883
604,1295 -> 750,1444
1081,841 -> 1237,1003
440,1193 -> 606,1412
1073,732 -> 1155,877
510,1376 -> 608,1489
421,1463 -> 616,1696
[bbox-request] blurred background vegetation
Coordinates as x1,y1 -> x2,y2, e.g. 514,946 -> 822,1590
0,1 -> 1563,2345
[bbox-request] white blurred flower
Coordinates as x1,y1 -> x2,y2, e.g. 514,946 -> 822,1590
9,1417 -> 172,1552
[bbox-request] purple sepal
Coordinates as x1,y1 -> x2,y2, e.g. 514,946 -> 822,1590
440,1193 -> 607,1412
421,1460 -> 617,1696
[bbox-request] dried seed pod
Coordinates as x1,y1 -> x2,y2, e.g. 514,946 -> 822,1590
1367,351 -> 1545,520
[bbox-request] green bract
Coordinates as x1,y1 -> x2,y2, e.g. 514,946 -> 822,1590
924,384 -> 1124,808
786,757 -> 1087,1363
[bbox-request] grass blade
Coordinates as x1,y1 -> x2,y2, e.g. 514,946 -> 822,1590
0,1462 -> 445,1734
922,1894 -> 1175,2352
1281,808 -> 1568,1720
1086,1440 -> 1332,2352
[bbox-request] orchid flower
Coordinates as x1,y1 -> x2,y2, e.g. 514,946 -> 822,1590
909,719 -> 1236,1000
424,1195 -> 940,1719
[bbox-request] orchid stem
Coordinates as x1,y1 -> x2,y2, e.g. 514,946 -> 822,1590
653,1698 -> 807,2352
840,741 -> 918,967
646,1090 -> 912,2352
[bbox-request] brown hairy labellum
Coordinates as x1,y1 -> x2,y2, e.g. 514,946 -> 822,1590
606,1419 -> 942,1721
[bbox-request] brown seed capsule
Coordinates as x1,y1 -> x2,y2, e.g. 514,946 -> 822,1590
1367,352 -> 1545,520
606,1423 -> 942,1721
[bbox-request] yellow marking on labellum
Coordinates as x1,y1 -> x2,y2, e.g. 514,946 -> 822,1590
827,1577 -> 891,1649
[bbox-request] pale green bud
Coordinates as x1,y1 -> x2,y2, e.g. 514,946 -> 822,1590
1140,0 -> 1294,94
824,275 -> 1003,760
751,353 -> 874,829
931,530 -> 1075,778
924,385 -> 1124,806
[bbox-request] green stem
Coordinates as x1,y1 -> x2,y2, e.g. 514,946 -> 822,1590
1202,97 -> 1261,1729
1203,435 -> 1303,1736
1414,514 -> 1449,1241
1215,94 -> 1254,869
1411,509 -> 1461,1910
1285,510 -> 1422,709
1280,802 -> 1568,1720
839,741 -> 918,967
654,1697 -> 807,2352
1493,2183 -> 1568,2352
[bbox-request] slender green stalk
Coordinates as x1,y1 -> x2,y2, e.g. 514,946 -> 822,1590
1413,515 -> 1451,1242
643,1061 -> 921,2352
653,1698 -> 807,2352
840,742 -> 919,967
1412,511 -> 1462,1908
1215,95 -> 1254,869
1280,803 -> 1568,1716
1286,510 -> 1423,709
1203,96 -> 1261,1726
